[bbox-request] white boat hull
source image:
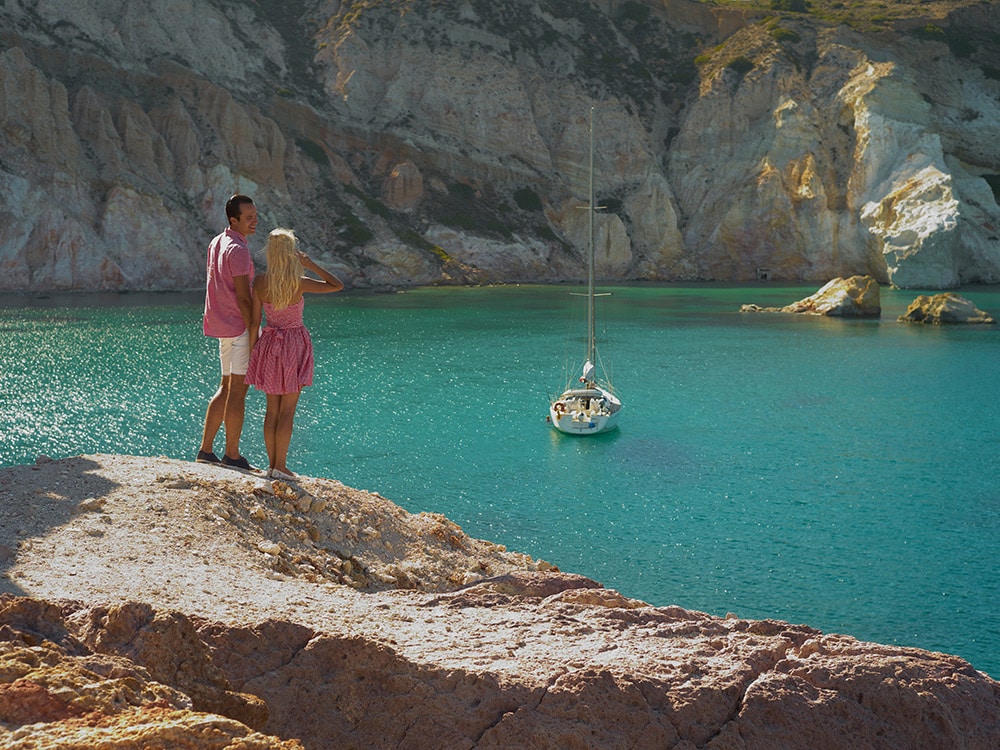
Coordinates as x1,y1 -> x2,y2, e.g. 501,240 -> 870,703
549,387 -> 622,435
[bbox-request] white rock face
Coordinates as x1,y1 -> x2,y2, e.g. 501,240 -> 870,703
0,42 -> 295,291
426,225 -> 577,281
628,173 -> 689,279
860,164 -> 960,288
670,26 -> 1000,288
381,161 -> 424,212
2,1 -> 1000,290
849,54 -> 1000,289
27,0 -> 284,85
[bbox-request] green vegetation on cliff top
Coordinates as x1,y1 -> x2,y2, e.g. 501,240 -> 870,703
707,0 -> 988,30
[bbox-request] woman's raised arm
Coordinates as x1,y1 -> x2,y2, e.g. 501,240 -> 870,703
298,251 -> 344,294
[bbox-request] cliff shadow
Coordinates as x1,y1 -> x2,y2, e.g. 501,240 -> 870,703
0,456 -> 119,596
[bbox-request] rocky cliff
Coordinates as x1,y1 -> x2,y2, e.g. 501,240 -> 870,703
2,0 -> 1000,291
1,454 -> 999,748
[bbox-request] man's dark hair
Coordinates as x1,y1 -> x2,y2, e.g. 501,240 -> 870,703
225,194 -> 254,223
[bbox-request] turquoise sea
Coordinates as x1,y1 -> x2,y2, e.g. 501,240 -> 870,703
1,283 -> 998,679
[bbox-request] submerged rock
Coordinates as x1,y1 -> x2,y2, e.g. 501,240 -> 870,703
898,292 -> 996,324
741,275 -> 882,317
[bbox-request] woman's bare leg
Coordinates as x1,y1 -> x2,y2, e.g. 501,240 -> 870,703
263,393 -> 282,470
273,391 -> 301,475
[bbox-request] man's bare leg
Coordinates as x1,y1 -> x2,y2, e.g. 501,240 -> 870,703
223,373 -> 249,461
199,375 -> 232,458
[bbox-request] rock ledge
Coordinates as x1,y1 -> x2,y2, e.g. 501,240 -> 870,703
1,455 -> 998,749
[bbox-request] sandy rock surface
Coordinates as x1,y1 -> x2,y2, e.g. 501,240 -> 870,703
1,454 -> 999,749
0,455 -> 548,625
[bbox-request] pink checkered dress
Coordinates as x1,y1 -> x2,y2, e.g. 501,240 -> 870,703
246,297 -> 314,394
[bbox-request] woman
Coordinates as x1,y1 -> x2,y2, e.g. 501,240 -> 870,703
245,228 -> 344,479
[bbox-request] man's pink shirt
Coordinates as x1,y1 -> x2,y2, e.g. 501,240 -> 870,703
203,228 -> 255,338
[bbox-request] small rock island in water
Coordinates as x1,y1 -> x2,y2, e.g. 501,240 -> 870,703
742,277 -> 997,327
898,292 -> 996,324
741,276 -> 882,317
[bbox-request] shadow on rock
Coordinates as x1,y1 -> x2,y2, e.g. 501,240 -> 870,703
0,456 -> 120,596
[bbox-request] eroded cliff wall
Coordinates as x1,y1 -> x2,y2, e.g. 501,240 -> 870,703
2,0 -> 999,291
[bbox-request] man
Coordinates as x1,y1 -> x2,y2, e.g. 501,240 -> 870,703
197,194 -> 258,470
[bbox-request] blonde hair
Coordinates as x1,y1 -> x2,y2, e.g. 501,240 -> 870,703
263,228 -> 303,310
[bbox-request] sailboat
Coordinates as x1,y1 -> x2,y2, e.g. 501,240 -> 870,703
548,108 -> 623,436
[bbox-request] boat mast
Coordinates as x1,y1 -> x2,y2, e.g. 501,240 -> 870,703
587,106 -> 596,370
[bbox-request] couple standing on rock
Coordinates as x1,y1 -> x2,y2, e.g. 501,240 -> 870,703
195,194 -> 344,480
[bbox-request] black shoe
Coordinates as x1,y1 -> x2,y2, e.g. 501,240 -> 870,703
196,450 -> 221,464
221,455 -> 255,471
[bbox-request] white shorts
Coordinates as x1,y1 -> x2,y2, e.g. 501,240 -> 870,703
218,331 -> 250,377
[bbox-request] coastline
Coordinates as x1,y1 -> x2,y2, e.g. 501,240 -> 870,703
3,283 -> 1000,682
1,454 -> 998,748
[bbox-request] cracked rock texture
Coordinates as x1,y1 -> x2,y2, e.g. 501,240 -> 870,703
0,455 -> 998,748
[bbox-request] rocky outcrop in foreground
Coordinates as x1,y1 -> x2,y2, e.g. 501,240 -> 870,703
1,455 -> 999,749
0,597 -> 299,748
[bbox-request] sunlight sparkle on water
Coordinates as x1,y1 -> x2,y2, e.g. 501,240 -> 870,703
1,285 -> 998,678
